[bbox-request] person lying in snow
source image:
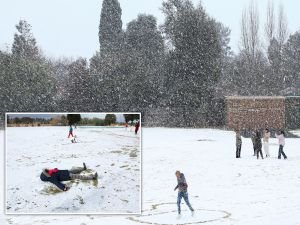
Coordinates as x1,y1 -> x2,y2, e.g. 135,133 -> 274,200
40,163 -> 97,191
174,170 -> 194,215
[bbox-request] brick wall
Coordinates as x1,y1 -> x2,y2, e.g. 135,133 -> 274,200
226,97 -> 285,130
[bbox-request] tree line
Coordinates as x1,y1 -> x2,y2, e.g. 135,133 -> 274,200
0,0 -> 299,127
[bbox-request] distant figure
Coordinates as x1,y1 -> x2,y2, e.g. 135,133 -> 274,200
251,131 -> 256,156
255,130 -> 264,159
68,125 -> 73,138
40,163 -> 97,191
236,131 -> 242,158
263,128 -> 271,157
135,121 -> 140,135
174,171 -> 194,216
125,123 -> 129,131
275,130 -> 287,160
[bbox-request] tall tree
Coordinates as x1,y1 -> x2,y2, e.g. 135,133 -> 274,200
282,31 -> 300,94
162,0 -> 221,126
121,14 -> 165,111
99,0 -> 123,57
12,20 -> 39,60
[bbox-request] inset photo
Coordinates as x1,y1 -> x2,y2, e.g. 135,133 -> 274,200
5,113 -> 141,214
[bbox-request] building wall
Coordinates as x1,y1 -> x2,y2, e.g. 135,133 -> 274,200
226,97 -> 285,130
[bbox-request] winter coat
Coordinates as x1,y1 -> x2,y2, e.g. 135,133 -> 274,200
275,134 -> 285,146
175,173 -> 188,192
236,134 -> 242,146
40,169 -> 71,191
263,131 -> 270,142
69,127 -> 73,132
254,132 -> 262,149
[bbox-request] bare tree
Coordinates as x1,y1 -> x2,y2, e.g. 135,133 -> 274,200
265,0 -> 275,43
277,3 -> 288,48
240,0 -> 260,65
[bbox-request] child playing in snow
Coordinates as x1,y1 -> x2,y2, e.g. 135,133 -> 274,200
174,171 -> 194,216
40,163 -> 97,191
68,125 -> 74,138
275,130 -> 287,160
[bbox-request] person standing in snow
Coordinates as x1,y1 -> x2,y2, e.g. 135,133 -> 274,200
174,171 -> 194,216
40,163 -> 97,191
68,125 -> 74,138
275,130 -> 287,160
236,130 -> 242,158
251,131 -> 256,156
263,128 -> 271,157
135,121 -> 140,135
255,130 -> 264,159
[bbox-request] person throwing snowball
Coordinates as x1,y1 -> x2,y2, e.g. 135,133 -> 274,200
174,170 -> 194,216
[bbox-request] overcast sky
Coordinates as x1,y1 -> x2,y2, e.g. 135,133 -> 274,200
0,0 -> 299,59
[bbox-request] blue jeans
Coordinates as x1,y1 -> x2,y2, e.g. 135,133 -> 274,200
177,191 -> 193,214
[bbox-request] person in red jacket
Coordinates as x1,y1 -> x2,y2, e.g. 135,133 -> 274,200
135,121 -> 140,135
40,163 -> 97,191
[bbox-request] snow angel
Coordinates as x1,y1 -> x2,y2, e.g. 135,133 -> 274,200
40,163 -> 97,191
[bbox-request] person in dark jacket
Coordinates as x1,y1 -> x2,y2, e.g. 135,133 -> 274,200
40,163 -> 97,191
135,121 -> 140,135
255,130 -> 264,159
236,130 -> 242,158
174,171 -> 194,215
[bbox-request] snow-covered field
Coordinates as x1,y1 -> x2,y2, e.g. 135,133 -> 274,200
5,126 -> 141,214
1,127 -> 300,225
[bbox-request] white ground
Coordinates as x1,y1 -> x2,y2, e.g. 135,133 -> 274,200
5,126 -> 141,214
1,128 -> 300,225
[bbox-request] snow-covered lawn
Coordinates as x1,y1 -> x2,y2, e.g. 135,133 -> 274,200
5,126 -> 141,214
1,127 -> 300,224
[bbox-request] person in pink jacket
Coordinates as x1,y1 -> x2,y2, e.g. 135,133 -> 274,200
275,130 -> 287,160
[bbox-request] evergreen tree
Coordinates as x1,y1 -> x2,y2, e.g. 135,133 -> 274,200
282,31 -> 300,94
99,0 -> 123,57
162,0 -> 221,126
59,58 -> 95,111
12,20 -> 39,60
121,14 -> 165,111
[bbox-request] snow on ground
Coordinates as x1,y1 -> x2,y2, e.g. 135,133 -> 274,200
1,127 -> 300,225
5,126 -> 141,214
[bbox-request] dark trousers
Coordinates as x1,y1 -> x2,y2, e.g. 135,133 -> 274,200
236,144 -> 241,158
252,143 -> 256,155
177,191 -> 193,214
278,145 -> 287,159
256,146 -> 263,159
